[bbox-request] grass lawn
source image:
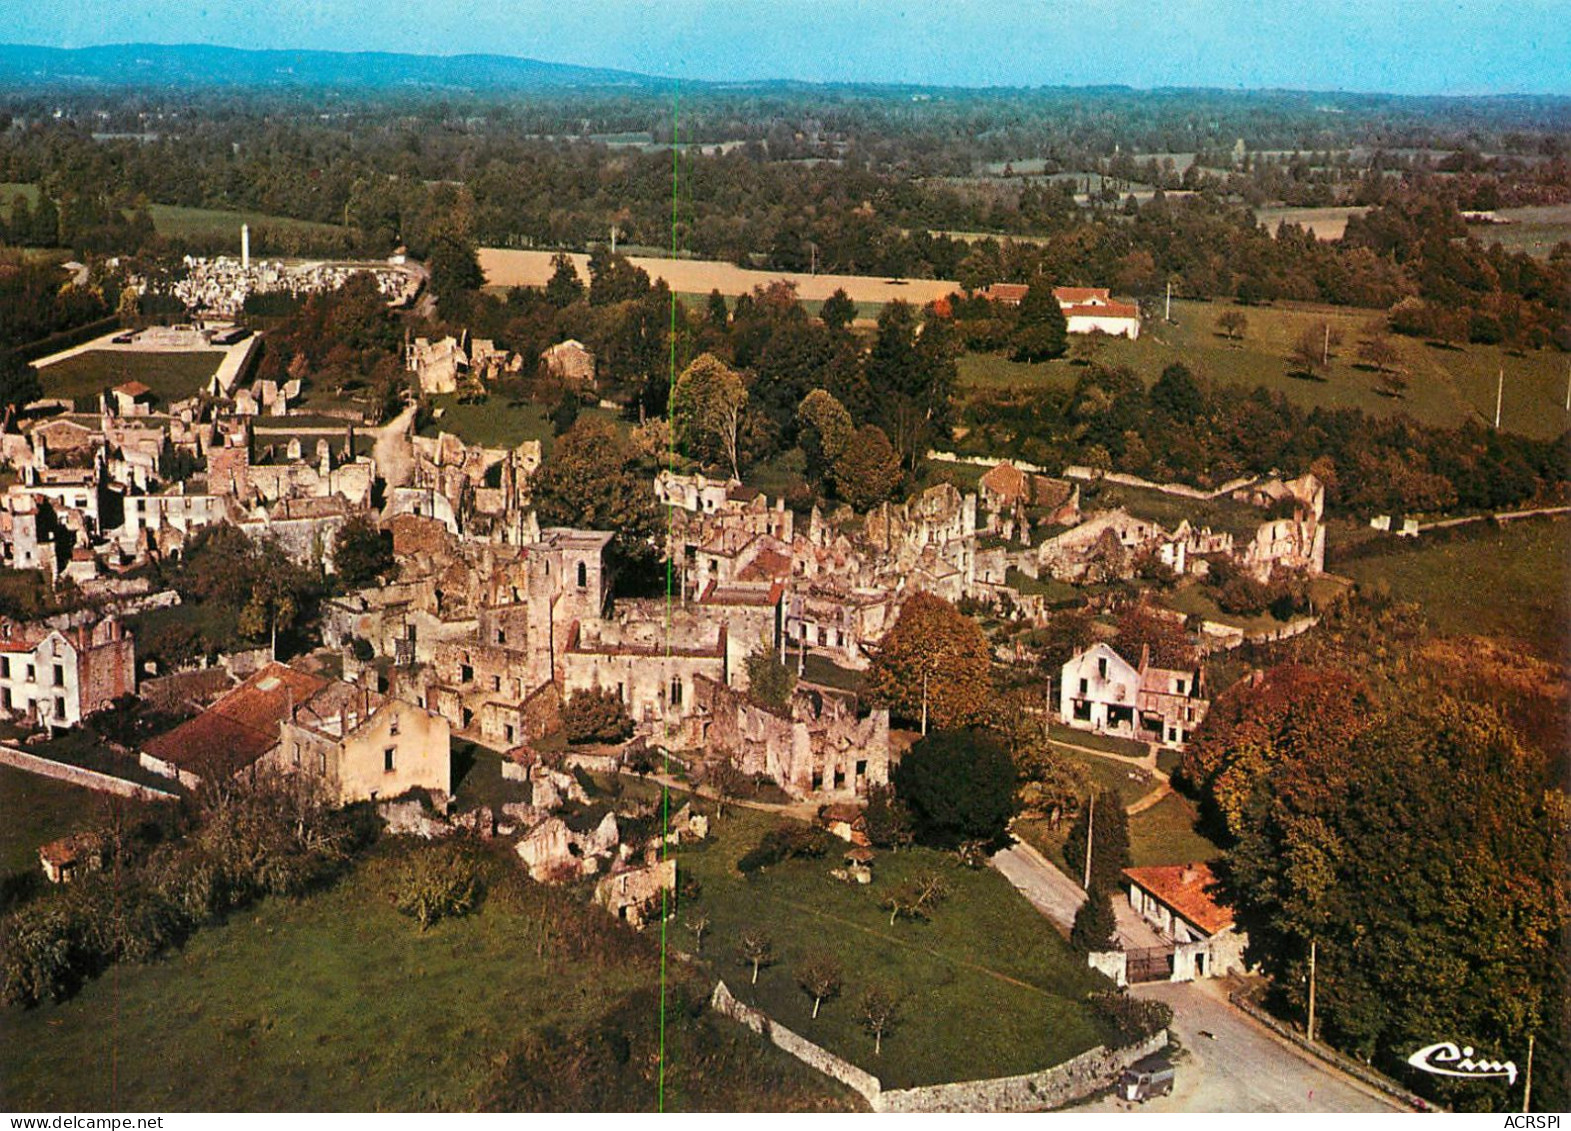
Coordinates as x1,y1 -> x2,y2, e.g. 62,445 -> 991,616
1491,204 -> 1571,260
957,298 -> 1571,441
1017,786 -> 1220,881
0,767 -> 141,877
1083,481 -> 1263,540
23,730 -> 179,794
1160,582 -> 1286,636
415,394 -> 610,453
147,204 -> 348,244
1126,792 -> 1223,867
0,842 -> 673,1111
673,802 -> 1110,1088
796,651 -> 868,695
36,350 -> 226,409
1332,515 -> 1571,662
1045,722 -> 1151,762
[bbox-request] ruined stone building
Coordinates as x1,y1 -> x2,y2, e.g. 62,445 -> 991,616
1059,641 -> 1208,748
684,674 -> 891,801
0,614 -> 135,729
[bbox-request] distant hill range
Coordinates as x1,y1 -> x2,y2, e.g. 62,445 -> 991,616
0,42 -> 663,91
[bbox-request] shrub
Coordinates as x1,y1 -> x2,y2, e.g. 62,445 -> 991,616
1088,989 -> 1174,1048
0,898 -> 96,1006
737,822 -> 833,873
1070,888 -> 1117,953
391,842 -> 484,931
562,687 -> 634,745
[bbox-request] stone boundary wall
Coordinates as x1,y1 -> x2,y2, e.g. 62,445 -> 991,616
710,979 -> 1165,1113
877,1031 -> 1168,1113
1227,988 -> 1431,1111
1416,505 -> 1571,535
0,745 -> 179,802
927,451 -> 1051,475
1061,467 -> 1262,501
709,980 -> 883,1106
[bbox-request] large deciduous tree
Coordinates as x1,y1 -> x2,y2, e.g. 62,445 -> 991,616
0,351 -> 42,427
530,416 -> 660,567
331,514 -> 393,590
672,353 -> 748,480
1221,696 -> 1568,1112
831,424 -> 903,511
867,593 -> 992,731
892,727 -> 1016,849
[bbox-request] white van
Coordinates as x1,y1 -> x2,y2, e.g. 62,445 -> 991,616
1120,1053 -> 1175,1102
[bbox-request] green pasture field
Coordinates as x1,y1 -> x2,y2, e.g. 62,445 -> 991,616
0,767 -> 147,878
957,298 -> 1571,441
0,842 -> 677,1110
1332,514 -> 1571,662
147,204 -> 348,244
1489,205 -> 1571,260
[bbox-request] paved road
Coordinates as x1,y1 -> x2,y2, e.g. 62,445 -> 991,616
1074,980 -> 1401,1113
991,841 -> 1085,934
991,838 -> 1165,948
993,842 -> 1402,1113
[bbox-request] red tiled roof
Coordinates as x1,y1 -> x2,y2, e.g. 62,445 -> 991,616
981,283 -> 1030,303
979,461 -> 1028,501
143,662 -> 330,777
1123,863 -> 1234,936
1052,286 -> 1111,305
114,381 -> 154,398
699,580 -> 785,607
1062,301 -> 1140,321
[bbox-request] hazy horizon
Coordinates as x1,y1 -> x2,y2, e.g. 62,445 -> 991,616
5,0 -> 1570,97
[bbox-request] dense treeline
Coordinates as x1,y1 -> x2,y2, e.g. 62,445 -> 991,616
1,90 -> 1567,337
962,358 -> 1569,516
1176,596 -> 1568,1112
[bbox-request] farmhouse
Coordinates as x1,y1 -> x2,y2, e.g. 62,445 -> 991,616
0,614 -> 136,730
1052,287 -> 1141,339
142,660 -> 451,802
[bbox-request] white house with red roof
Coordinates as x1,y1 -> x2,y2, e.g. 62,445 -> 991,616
1052,286 -> 1141,339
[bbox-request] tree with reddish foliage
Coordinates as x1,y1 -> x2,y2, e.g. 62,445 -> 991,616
1114,602 -> 1196,670
867,593 -> 992,731
1177,664 -> 1375,839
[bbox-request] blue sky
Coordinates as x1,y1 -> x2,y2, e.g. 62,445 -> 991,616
10,0 -> 1571,94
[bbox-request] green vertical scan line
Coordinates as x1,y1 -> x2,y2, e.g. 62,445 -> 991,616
658,78 -> 680,1115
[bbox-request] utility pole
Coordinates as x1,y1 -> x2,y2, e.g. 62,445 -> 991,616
1307,939 -> 1318,1043
1322,322 -> 1331,367
1523,1032 -> 1534,1113
1082,791 -> 1095,890
610,225 -> 618,254
1495,366 -> 1504,429
920,668 -> 929,736
1563,361 -> 1569,413
1164,280 -> 1172,323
